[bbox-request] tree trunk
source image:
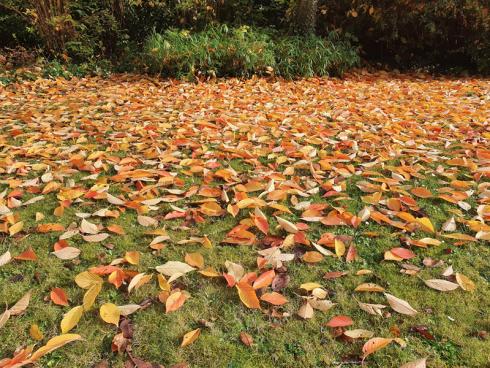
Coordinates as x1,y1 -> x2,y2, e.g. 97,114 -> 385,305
291,0 -> 318,35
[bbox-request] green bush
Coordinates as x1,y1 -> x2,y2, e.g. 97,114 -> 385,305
144,25 -> 276,78
273,32 -> 360,78
144,26 -> 359,79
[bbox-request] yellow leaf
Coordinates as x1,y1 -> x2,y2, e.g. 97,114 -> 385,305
29,334 -> 81,361
9,291 -> 31,316
30,324 -> 43,341
100,303 -> 120,325
181,328 -> 201,347
302,251 -> 324,263
335,239 -> 346,258
9,221 -> 24,236
300,282 -> 322,291
83,282 -> 102,311
185,252 -> 204,269
60,306 -> 84,333
75,271 -> 103,289
455,273 -> 476,292
198,267 -> 221,277
415,217 -> 435,233
355,283 -> 385,292
202,235 -> 213,249
157,274 -> 171,292
124,251 -> 140,265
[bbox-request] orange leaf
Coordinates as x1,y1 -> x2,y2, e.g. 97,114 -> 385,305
165,291 -> 188,314
362,337 -> 393,359
236,281 -> 260,309
14,247 -> 37,261
50,288 -> 69,306
260,292 -> 288,306
252,270 -> 275,290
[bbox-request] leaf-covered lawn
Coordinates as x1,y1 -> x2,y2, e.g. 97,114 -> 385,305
0,73 -> 489,368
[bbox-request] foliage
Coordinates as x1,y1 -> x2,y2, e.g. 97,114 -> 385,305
144,26 -> 359,78
273,32 -> 359,78
317,0 -> 490,72
144,26 -> 276,78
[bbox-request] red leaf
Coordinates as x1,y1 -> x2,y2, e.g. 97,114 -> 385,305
326,315 -> 353,328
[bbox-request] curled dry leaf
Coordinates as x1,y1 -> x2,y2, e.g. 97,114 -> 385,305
276,216 -> 298,233
0,308 -> 11,330
118,304 -> 141,316
355,283 -> 385,292
127,273 -> 152,294
80,218 -> 99,234
358,301 -> 386,316
344,329 -> 374,339
137,215 -> 158,227
9,291 -> 31,316
0,250 -> 12,267
297,301 -> 314,319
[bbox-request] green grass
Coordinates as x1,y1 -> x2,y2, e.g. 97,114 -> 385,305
1,182 -> 489,367
1,75 -> 489,368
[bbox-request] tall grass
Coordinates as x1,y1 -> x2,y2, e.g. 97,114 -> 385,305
144,25 -> 359,79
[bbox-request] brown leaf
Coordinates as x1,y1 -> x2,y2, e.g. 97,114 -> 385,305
240,331 -> 253,346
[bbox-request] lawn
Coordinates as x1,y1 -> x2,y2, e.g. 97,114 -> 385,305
0,73 -> 489,368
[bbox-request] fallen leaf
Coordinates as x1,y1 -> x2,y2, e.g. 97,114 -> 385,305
181,328 -> 201,347
60,305 -> 84,333
455,273 -> 476,292
100,303 -> 121,325
384,293 -> 418,316
362,337 -> 392,359
236,281 -> 261,309
424,279 -> 459,291
50,288 -> 69,306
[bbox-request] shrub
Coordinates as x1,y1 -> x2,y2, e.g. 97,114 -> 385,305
144,26 -> 359,79
273,32 -> 360,78
144,25 -> 276,78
